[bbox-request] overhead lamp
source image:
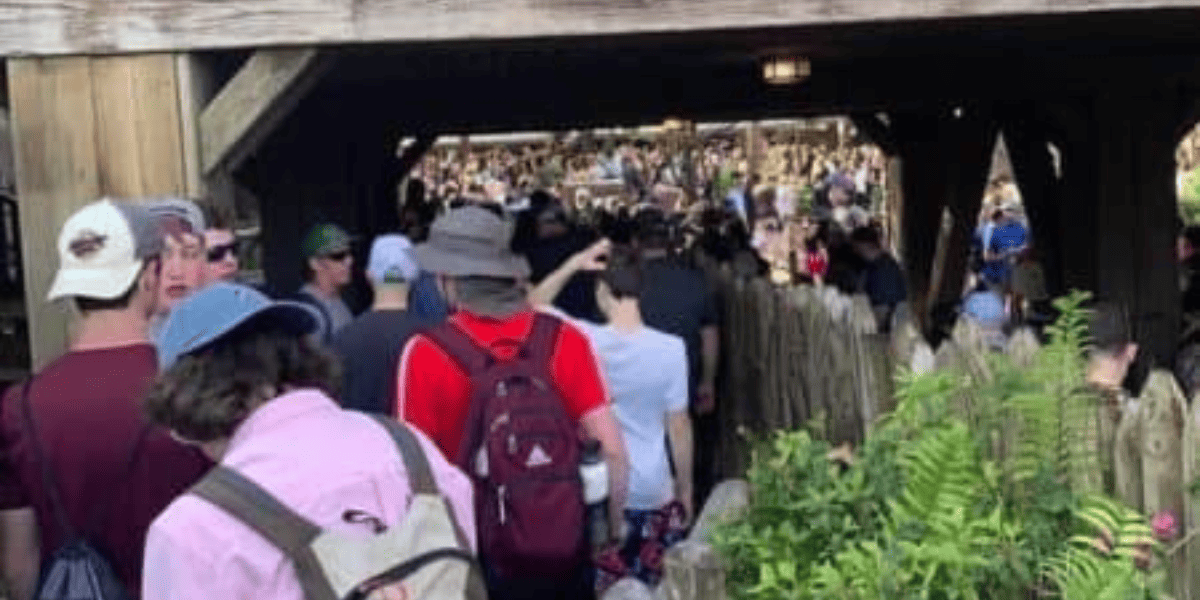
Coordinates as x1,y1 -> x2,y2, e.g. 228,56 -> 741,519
661,118 -> 687,132
762,56 -> 811,86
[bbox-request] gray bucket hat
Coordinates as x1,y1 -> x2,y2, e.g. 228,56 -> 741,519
413,206 -> 530,279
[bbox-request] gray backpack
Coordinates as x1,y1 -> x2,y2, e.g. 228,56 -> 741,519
190,415 -> 486,600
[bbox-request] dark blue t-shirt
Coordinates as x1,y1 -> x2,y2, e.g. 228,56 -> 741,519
982,220 -> 1027,284
862,254 -> 907,308
331,309 -> 432,415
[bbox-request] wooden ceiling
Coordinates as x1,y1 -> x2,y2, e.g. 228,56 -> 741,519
251,8 -> 1200,136
0,0 -> 1197,57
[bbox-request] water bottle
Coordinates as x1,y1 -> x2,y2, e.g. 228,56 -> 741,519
580,440 -> 610,549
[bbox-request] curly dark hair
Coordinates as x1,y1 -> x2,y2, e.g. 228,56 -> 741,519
145,324 -> 341,442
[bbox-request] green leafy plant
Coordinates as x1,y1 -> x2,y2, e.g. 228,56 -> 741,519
711,427 -> 903,599
711,293 -> 1166,599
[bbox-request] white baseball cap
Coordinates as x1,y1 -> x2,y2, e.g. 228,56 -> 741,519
47,199 -> 164,301
366,234 -> 419,284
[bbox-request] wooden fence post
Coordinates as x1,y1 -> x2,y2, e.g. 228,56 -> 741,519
1139,371 -> 1187,599
1182,394 -> 1200,598
1113,401 -> 1144,512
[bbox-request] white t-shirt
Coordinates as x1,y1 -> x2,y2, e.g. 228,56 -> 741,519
563,313 -> 690,510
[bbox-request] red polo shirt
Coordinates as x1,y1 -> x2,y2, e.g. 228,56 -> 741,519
397,309 -> 608,458
0,344 -> 212,599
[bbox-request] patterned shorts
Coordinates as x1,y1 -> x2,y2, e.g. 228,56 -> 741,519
594,501 -> 689,594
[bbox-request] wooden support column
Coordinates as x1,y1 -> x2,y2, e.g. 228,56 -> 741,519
891,109 -> 995,338
1093,95 -> 1180,369
935,111 -> 995,308
7,54 -> 199,368
891,110 -> 944,329
1002,106 -> 1066,297
1047,100 -> 1100,295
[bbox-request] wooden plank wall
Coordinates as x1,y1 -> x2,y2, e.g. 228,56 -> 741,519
7,54 -> 196,368
0,0 -> 1193,57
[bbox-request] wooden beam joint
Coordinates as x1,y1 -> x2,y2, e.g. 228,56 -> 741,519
199,48 -> 331,175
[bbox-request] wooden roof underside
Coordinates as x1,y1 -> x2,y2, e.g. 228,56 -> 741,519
243,8 -> 1200,137
0,0 -> 1198,57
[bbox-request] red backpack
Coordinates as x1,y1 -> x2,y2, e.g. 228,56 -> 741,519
425,313 -> 586,578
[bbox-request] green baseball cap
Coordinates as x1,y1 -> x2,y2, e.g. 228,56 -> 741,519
302,223 -> 353,258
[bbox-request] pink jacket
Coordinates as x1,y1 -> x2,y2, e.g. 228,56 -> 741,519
142,389 -> 475,600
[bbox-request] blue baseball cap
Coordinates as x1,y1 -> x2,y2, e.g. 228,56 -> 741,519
157,282 -> 320,369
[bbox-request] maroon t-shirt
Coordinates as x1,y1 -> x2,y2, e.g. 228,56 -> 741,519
0,344 -> 211,599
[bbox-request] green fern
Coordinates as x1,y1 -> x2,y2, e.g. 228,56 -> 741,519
1043,493 -> 1163,599
1070,495 -> 1157,559
893,423 -> 980,524
1047,549 -> 1161,600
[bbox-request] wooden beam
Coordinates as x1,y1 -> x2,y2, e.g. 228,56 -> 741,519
0,0 -> 1196,57
176,54 -> 220,198
199,48 -> 329,175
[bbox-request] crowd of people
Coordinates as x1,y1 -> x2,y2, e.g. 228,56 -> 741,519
2,109 -> 1199,600
0,136 -> 923,600
0,115 -> 926,600
413,127 -> 886,226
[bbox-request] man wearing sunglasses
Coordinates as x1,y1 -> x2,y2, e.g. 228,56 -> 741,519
200,204 -> 240,284
297,223 -> 356,343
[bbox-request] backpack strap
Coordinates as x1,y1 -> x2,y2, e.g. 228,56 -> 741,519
524,312 -> 563,367
367,415 -> 436,496
421,322 -> 492,375
16,380 -> 73,540
191,466 -> 338,600
366,416 -> 481,558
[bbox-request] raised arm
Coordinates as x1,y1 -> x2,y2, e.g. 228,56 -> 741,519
527,239 -> 611,307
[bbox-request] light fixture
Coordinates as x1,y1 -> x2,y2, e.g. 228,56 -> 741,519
762,56 -> 811,85
661,118 -> 687,132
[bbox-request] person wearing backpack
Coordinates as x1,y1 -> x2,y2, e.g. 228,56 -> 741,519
0,199 -> 211,600
142,282 -> 480,600
397,205 -> 630,600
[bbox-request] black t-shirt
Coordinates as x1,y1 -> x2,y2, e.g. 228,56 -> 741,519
331,309 -> 430,415
639,257 -> 719,393
524,230 -> 601,322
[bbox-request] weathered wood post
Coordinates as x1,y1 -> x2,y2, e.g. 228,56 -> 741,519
7,54 -> 203,367
1139,371 -> 1187,598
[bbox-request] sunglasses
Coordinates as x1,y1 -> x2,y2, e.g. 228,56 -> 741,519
206,242 -> 238,263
